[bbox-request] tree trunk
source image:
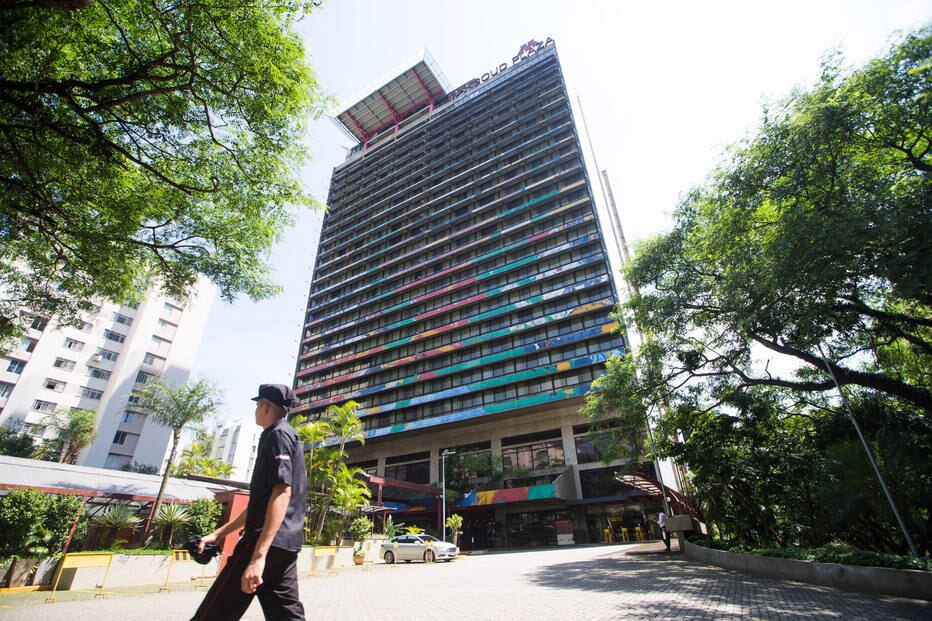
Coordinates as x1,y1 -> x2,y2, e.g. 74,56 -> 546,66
144,430 -> 180,540
314,439 -> 345,543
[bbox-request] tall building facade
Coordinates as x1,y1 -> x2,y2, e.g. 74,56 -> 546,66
0,278 -> 215,471
206,419 -> 260,482
294,41 -> 655,548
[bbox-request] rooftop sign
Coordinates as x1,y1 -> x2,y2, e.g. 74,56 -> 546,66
447,37 -> 554,102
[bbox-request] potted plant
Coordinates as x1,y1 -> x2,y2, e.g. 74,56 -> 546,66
348,516 -> 373,566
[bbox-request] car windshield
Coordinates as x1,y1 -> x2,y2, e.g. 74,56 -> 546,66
418,535 -> 440,542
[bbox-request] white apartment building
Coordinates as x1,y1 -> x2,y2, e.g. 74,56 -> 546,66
208,419 -> 260,482
0,278 -> 215,471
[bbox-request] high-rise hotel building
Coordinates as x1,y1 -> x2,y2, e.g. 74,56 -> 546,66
294,41 -> 652,548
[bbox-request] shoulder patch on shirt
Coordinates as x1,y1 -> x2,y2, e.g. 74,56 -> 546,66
275,454 -> 291,461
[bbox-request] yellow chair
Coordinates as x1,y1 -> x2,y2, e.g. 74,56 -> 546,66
620,527 -> 630,542
634,526 -> 644,541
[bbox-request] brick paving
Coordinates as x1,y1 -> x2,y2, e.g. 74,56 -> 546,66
0,542 -> 927,620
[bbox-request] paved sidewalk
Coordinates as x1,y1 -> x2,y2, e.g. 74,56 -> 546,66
0,543 -> 927,620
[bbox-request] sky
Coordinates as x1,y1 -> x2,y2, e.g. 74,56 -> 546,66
189,0 -> 932,421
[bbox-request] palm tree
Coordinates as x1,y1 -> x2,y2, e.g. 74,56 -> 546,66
92,502 -> 142,548
173,441 -> 234,478
153,503 -> 190,548
37,408 -> 97,464
314,400 -> 364,542
134,378 -> 222,539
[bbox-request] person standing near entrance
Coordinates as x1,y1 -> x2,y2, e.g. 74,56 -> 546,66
658,511 -> 671,551
191,384 -> 307,621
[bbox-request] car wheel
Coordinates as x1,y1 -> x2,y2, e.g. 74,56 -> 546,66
424,550 -> 435,563
384,551 -> 395,564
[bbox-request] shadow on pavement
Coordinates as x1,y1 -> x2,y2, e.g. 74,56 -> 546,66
527,550 -> 931,620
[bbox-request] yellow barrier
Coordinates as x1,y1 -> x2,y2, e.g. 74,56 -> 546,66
310,546 -> 338,575
45,552 -> 114,603
161,550 -> 215,592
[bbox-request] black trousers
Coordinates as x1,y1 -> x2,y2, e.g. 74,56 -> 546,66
191,537 -> 305,621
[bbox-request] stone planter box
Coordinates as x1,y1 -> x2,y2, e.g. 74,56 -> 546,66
684,540 -> 932,601
5,558 -> 38,587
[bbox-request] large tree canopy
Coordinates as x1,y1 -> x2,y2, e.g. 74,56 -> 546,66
619,27 -> 931,413
582,28 -> 930,554
0,0 -> 327,340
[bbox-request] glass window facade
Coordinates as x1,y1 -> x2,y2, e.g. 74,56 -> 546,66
292,45 -> 624,441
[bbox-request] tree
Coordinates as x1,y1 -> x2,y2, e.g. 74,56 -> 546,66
313,400 -> 364,542
36,408 -> 97,463
445,513 -> 463,546
91,501 -> 141,548
172,441 -> 234,478
583,28 -> 931,555
595,27 -> 931,420
153,503 -> 189,548
133,378 -> 222,539
0,488 -> 47,557
0,425 -> 34,457
0,1 -> 329,345
185,498 -> 223,539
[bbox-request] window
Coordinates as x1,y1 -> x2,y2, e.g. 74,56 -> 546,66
96,348 -> 119,362
44,378 -> 65,392
64,338 -> 85,352
20,337 -> 37,353
151,335 -> 168,347
29,316 -> 48,331
135,370 -> 155,385
142,352 -> 164,366
122,411 -> 135,424
127,395 -> 142,406
53,358 -> 76,371
79,321 -> 93,332
157,319 -> 177,331
113,313 -> 133,326
87,366 -> 112,380
6,359 -> 26,374
0,382 -> 13,398
80,386 -> 103,400
103,330 -> 126,344
113,431 -> 128,445
32,399 -> 56,413
163,302 -> 183,314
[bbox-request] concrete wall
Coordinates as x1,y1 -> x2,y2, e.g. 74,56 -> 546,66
56,553 -> 219,590
684,540 -> 932,602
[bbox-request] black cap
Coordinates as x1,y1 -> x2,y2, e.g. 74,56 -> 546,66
251,383 -> 295,410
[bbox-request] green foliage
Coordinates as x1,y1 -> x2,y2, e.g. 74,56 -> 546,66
445,514 -> 464,546
42,494 -> 86,555
444,450 -> 504,493
172,441 -> 234,478
0,489 -> 48,557
91,502 -> 142,548
688,536 -> 931,571
34,408 -> 97,463
133,378 -> 222,538
383,516 -> 404,539
0,1 -> 330,345
0,426 -> 34,457
584,27 -> 932,556
120,462 -> 159,475
348,516 -> 373,543
153,503 -> 190,548
185,498 -> 223,538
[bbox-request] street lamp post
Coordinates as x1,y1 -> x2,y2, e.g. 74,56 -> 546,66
441,449 -> 455,541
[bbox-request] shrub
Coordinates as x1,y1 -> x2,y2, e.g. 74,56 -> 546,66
348,516 -> 373,543
687,536 -> 931,571
42,494 -> 86,555
185,498 -> 223,538
0,489 -> 48,557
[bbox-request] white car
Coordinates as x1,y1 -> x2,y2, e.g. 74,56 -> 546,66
381,534 -> 459,563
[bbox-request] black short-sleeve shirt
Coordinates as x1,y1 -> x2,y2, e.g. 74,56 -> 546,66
244,417 -> 307,552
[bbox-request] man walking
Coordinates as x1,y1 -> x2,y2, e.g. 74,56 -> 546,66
191,384 -> 307,620
658,511 -> 671,551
